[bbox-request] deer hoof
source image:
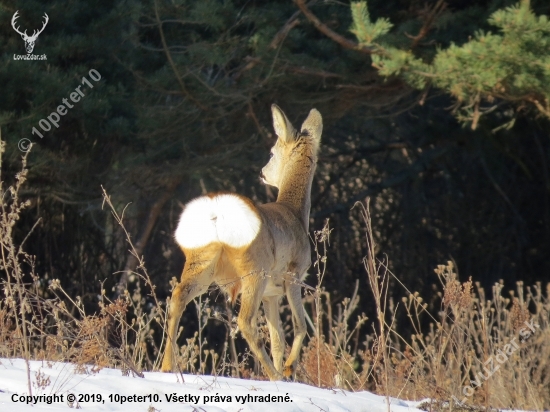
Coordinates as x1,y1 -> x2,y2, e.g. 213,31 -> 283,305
283,364 -> 295,379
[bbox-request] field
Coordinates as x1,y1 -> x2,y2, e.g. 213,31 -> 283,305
1,146 -> 549,412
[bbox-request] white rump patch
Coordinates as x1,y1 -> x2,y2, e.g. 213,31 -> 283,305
175,194 -> 262,249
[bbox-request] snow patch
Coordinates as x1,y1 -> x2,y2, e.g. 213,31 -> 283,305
0,358 -> 426,412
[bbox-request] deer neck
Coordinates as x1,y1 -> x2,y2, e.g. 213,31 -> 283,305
276,151 -> 317,230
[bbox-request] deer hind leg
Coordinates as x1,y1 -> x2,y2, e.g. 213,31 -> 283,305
161,247 -> 220,372
262,296 -> 284,373
283,279 -> 306,379
237,271 -> 283,381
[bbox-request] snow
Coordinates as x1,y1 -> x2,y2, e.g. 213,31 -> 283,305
0,358 -> 423,411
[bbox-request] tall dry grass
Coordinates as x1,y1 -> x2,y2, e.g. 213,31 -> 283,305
0,140 -> 165,381
1,139 -> 549,410
295,202 -> 550,411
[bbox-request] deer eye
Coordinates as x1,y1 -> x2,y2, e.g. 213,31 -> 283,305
269,151 -> 274,158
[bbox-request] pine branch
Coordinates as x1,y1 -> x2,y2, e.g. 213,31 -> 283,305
154,0 -> 207,111
293,0 -> 375,54
269,1 -> 313,49
350,2 -> 393,46
409,0 -> 447,49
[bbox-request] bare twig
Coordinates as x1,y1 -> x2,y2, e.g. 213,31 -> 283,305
115,177 -> 181,296
293,0 -> 375,54
154,0 -> 207,111
270,18 -> 301,49
409,0 -> 447,49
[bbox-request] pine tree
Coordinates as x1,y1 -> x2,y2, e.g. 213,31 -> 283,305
351,0 -> 550,128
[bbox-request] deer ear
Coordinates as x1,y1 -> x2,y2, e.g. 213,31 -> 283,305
300,108 -> 323,143
271,104 -> 296,144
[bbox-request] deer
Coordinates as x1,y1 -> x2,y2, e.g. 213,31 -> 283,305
11,11 -> 49,54
160,104 -> 322,381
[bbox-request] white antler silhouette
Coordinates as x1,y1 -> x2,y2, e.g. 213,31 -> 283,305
12,11 -> 49,54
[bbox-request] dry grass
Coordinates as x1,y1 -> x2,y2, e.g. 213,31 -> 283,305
396,263 -> 550,410
0,141 -> 165,384
351,201 -> 550,411
1,140 -> 549,410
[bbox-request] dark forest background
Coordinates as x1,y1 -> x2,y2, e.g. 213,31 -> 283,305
1,0 -> 549,365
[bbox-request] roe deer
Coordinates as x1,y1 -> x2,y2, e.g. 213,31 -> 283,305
160,104 -> 322,380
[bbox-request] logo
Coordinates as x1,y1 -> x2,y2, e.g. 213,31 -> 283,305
12,10 -> 48,60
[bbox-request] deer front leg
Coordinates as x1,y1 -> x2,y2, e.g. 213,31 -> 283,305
283,280 -> 306,379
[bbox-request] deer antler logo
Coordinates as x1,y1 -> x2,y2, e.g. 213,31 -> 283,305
11,11 -> 49,54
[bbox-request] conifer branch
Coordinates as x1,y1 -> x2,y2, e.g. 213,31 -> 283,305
287,66 -> 343,78
294,0 -> 375,54
409,0 -> 447,49
154,0 -> 207,111
269,2 -> 307,50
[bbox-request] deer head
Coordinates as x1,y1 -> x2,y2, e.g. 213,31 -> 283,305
261,104 -> 322,189
11,11 -> 49,54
